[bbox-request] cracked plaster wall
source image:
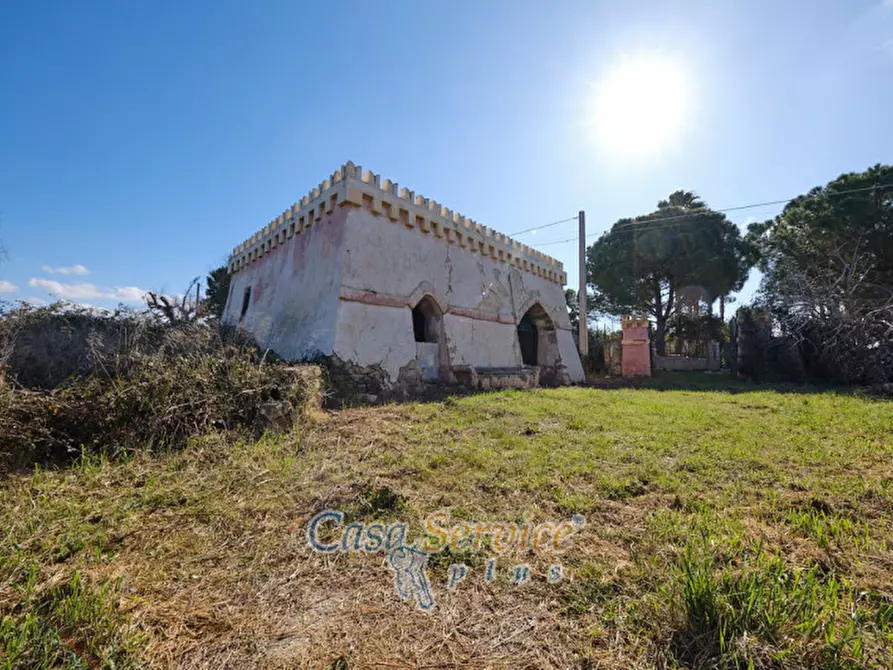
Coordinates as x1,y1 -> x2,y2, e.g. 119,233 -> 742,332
222,207 -> 347,360
334,206 -> 584,383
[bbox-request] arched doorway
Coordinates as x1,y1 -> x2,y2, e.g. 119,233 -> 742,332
517,303 -> 559,368
411,295 -> 445,379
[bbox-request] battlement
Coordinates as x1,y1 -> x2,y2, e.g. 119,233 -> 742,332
227,161 -> 567,285
621,316 -> 650,329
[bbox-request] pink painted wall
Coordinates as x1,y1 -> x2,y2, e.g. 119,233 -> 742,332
222,207 -> 349,360
622,324 -> 651,377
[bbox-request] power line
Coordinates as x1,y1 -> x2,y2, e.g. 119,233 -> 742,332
507,216 -> 577,237
526,182 -> 893,249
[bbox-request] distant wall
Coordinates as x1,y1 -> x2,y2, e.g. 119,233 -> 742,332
653,356 -> 708,372
653,342 -> 721,372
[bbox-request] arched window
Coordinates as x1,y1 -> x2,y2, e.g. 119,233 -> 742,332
240,287 -> 251,321
411,296 -> 441,343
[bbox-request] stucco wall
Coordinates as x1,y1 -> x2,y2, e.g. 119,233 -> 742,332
334,205 -> 584,382
222,207 -> 348,360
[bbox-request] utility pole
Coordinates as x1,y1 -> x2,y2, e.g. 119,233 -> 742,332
578,210 -> 588,357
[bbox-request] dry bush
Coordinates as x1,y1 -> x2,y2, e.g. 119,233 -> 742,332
0,302 -> 319,471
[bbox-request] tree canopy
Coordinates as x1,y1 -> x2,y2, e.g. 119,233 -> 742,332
204,266 -> 231,320
748,164 -> 893,382
657,189 -> 705,211
587,193 -> 753,354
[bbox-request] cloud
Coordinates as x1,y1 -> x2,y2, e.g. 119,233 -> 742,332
41,264 -> 90,276
0,280 -> 19,293
27,278 -> 148,303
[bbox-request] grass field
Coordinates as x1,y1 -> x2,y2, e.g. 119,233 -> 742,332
1,374 -> 892,668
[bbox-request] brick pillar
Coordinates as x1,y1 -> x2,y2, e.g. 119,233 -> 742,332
621,316 -> 651,377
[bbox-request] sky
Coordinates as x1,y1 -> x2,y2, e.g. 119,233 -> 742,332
1,0 -> 892,317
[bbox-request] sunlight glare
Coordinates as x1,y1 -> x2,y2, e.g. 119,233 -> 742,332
585,53 -> 693,163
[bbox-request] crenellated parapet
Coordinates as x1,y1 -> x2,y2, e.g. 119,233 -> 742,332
621,316 -> 650,329
227,161 -> 567,285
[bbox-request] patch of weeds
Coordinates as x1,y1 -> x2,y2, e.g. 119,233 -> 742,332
51,535 -> 86,564
785,507 -> 870,551
560,562 -> 621,617
425,545 -> 485,574
0,571 -> 146,669
136,489 -> 188,511
344,485 -> 406,522
669,494 -> 712,514
660,539 -> 888,668
567,418 -> 585,431
598,474 -> 647,500
555,491 -> 596,517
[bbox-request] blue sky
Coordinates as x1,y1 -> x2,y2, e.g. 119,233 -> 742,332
2,0 -> 892,316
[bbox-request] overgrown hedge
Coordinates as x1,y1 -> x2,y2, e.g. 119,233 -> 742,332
0,303 -> 318,471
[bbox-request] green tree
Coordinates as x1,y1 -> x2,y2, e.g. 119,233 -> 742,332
204,265 -> 231,319
587,194 -> 752,355
749,164 -> 893,382
564,288 -> 580,331
564,287 -> 600,333
657,189 -> 705,211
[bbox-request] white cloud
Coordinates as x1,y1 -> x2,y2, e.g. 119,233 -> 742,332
41,264 -> 90,276
29,279 -> 100,299
109,286 -> 147,302
0,280 -> 19,293
27,278 -> 148,303
21,296 -> 48,306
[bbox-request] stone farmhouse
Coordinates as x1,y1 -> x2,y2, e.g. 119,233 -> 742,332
222,162 -> 584,391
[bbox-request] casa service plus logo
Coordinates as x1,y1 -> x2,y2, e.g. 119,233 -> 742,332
306,509 -> 585,611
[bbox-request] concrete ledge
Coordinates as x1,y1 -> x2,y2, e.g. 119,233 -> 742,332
462,366 -> 540,391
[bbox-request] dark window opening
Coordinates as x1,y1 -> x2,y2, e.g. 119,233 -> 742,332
240,287 -> 251,320
412,306 -> 427,342
518,314 -> 538,365
411,296 -> 441,344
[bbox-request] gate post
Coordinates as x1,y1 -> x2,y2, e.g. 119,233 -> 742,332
621,316 -> 651,377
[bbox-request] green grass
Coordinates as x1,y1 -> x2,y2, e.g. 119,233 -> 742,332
1,374 -> 892,667
0,571 -> 145,669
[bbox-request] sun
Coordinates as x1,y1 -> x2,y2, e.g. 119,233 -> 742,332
585,53 -> 693,163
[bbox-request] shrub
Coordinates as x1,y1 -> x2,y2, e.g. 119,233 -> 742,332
0,303 -> 318,471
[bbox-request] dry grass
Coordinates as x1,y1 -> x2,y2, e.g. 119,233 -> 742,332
2,380 -> 892,668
